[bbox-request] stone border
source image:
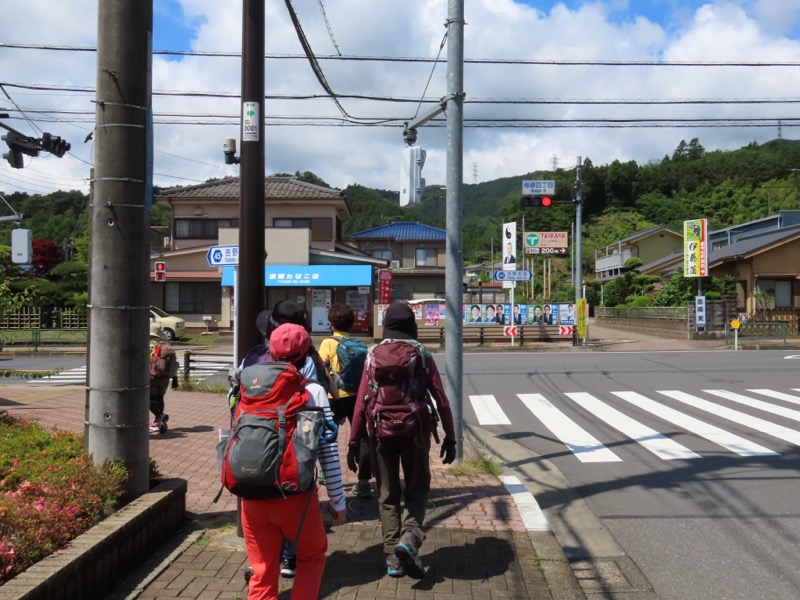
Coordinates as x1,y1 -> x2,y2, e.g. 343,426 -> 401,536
0,478 -> 187,600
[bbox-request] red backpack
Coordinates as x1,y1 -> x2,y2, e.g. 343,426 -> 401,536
218,362 -> 324,499
365,339 -> 439,441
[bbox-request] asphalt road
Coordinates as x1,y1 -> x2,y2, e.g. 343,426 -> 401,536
462,349 -> 800,600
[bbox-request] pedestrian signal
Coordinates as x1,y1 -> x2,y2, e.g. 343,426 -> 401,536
154,261 -> 166,282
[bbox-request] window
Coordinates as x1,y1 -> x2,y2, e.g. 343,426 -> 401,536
372,249 -> 392,260
757,279 -> 792,308
415,248 -> 438,267
175,219 -> 233,239
273,217 -> 332,241
165,282 -> 218,313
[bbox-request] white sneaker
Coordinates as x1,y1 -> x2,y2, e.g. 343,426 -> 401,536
149,422 -> 159,433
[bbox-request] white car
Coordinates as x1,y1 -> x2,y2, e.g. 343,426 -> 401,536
150,306 -> 186,341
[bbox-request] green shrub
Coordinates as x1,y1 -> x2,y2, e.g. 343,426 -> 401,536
0,412 -> 126,582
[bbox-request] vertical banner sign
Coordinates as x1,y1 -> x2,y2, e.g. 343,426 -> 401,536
695,295 -> 707,329
683,219 -> 708,277
242,101 -> 259,142
576,298 -> 588,339
502,222 -> 517,289
378,269 -> 393,304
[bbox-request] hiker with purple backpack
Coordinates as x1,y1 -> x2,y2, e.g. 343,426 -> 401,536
347,302 -> 457,579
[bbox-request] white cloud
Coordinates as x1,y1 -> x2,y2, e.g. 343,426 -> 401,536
1,0 -> 798,198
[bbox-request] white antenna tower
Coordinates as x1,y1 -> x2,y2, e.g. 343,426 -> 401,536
472,162 -> 478,184
552,155 -> 558,170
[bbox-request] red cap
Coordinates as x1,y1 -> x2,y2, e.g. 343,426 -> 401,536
269,323 -> 311,363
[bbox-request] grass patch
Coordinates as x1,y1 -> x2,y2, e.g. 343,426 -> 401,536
177,379 -> 229,394
445,445 -> 502,477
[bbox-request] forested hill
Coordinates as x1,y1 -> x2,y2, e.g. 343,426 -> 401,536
343,138 -> 800,264
3,138 -> 800,270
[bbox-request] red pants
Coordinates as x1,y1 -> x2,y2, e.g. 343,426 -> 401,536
241,490 -> 328,600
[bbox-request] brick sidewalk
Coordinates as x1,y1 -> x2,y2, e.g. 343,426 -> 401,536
0,384 -> 580,600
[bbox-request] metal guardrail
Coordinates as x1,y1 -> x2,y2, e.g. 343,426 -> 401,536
0,328 -> 88,349
725,321 -> 787,344
181,350 -> 234,381
415,325 -> 572,346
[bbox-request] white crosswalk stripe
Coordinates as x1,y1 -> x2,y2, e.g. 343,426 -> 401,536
26,366 -> 87,385
517,393 -> 622,463
611,391 -> 778,457
468,389 -> 800,462
25,358 -> 233,385
565,391 -> 701,460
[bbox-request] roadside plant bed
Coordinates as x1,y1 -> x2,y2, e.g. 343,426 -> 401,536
0,411 -> 126,583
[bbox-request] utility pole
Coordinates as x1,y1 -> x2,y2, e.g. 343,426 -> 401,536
445,0 -> 465,461
574,156 -> 584,345
237,0 -> 266,362
87,0 -> 153,498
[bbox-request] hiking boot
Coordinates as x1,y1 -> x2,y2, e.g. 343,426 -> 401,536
394,532 -> 424,579
352,480 -> 372,498
386,554 -> 405,578
149,421 -> 159,433
158,413 -> 169,434
280,556 -> 296,578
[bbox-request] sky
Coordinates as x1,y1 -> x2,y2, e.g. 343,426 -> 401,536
1,0 -> 800,200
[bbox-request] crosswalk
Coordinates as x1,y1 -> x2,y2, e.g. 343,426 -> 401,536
470,388 -> 800,462
24,357 -> 234,386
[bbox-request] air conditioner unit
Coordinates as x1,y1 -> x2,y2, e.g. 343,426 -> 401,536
390,260 -> 400,269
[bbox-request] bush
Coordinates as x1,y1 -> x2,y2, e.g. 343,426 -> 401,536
0,412 -> 126,582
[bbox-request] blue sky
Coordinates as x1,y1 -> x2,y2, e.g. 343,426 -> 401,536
3,0 -> 800,196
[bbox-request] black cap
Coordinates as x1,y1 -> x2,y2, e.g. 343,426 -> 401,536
382,302 -> 418,340
256,300 -> 308,337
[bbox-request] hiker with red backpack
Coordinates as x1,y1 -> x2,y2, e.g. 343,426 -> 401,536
318,303 -> 372,498
230,300 -> 340,580
231,323 -> 347,599
347,302 -> 457,579
149,322 -> 178,434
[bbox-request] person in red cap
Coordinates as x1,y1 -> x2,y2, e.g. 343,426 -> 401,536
240,323 -> 347,600
348,302 -> 457,579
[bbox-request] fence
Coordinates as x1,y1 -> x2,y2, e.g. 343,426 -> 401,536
0,307 -> 88,329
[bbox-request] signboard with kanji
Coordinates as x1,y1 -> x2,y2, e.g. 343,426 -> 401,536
683,219 -> 708,277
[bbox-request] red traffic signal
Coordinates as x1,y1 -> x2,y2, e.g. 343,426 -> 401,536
154,261 -> 166,282
520,195 -> 553,208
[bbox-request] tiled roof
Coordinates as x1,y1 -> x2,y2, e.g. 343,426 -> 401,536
352,221 -> 446,241
709,223 -> 800,265
615,224 -> 678,246
157,177 -> 343,200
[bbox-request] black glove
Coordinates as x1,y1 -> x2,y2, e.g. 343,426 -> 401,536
347,446 -> 360,472
440,441 -> 456,465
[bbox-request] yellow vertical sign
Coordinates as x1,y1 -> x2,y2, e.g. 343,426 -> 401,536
577,298 -> 588,339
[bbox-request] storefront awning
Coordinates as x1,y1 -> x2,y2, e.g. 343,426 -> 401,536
221,264 -> 372,287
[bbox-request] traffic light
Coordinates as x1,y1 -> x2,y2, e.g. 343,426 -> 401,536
154,261 -> 166,282
520,195 -> 553,208
3,149 -> 24,169
41,132 -> 71,158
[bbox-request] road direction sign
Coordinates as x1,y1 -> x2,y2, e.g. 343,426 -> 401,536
522,180 -> 556,195
503,326 -> 518,336
559,325 -> 573,336
493,270 -> 532,282
206,245 -> 239,267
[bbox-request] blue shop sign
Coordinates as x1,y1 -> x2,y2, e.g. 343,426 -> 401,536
221,264 -> 372,287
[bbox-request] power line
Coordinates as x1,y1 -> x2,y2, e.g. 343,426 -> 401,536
3,43 -> 800,67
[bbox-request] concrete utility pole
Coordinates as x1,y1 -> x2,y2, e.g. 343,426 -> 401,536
574,157 -> 584,345
87,0 -> 153,497
445,0 -> 465,461
237,0 -> 266,361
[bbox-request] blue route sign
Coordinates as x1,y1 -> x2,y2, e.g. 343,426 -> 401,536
493,270 -> 532,282
206,245 -> 239,267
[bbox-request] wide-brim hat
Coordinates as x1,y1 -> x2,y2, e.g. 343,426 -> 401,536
382,302 -> 418,340
256,300 -> 308,336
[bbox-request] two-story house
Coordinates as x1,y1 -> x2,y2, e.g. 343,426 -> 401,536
350,221 -> 446,301
151,177 -> 385,334
595,224 -> 684,281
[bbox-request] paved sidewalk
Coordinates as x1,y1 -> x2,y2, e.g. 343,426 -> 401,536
0,383 -> 581,600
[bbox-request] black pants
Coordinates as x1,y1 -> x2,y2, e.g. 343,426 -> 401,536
149,376 -> 169,419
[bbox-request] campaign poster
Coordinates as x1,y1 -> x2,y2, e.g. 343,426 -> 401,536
543,303 -> 557,325
424,304 -> 440,326
467,303 -> 483,324
528,304 -> 544,324
559,303 -> 576,325
495,304 -> 509,325
511,303 -> 527,325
